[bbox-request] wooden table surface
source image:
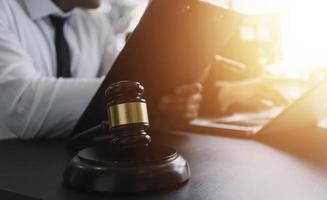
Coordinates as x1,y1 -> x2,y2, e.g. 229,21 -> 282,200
0,128 -> 327,200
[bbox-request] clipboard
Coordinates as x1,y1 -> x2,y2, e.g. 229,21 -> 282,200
72,0 -> 243,135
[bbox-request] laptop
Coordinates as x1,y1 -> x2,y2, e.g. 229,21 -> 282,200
188,79 -> 327,137
72,0 -> 243,135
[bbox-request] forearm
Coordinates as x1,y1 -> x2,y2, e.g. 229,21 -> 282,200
1,70 -> 102,139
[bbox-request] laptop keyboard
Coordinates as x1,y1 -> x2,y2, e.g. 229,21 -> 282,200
209,106 -> 284,127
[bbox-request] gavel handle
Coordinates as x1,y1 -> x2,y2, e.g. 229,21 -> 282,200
67,121 -> 114,153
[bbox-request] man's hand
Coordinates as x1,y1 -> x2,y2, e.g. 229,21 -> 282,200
216,78 -> 289,113
158,83 -> 202,124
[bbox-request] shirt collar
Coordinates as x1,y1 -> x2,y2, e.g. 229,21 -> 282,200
19,0 -> 72,20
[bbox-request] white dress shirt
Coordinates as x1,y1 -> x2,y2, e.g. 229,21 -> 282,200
0,0 -> 119,139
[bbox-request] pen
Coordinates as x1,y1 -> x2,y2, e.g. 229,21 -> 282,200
197,55 -> 246,84
215,55 -> 246,70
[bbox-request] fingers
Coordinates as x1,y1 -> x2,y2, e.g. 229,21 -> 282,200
159,102 -> 200,113
187,93 -> 203,104
257,84 -> 289,106
174,83 -> 202,95
229,99 -> 273,112
159,94 -> 201,118
159,103 -> 200,121
159,83 -> 203,122
181,110 -> 199,120
159,104 -> 200,121
161,93 -> 202,104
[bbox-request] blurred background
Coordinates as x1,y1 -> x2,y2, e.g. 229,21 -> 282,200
99,0 -> 327,114
99,0 -> 327,77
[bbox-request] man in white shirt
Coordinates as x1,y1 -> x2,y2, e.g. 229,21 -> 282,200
0,0 -> 202,139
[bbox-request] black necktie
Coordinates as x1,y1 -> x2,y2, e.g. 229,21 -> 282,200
50,16 -> 72,78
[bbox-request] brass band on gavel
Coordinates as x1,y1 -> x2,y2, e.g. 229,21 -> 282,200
107,102 -> 149,128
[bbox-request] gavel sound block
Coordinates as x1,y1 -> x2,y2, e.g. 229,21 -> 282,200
63,81 -> 190,193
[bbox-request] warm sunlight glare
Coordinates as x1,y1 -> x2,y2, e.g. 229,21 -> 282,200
283,0 -> 327,68
227,0 -> 327,78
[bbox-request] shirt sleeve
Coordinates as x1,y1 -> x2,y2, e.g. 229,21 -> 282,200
0,16 -> 102,139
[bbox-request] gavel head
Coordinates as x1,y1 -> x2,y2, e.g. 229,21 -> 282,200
105,81 -> 151,150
